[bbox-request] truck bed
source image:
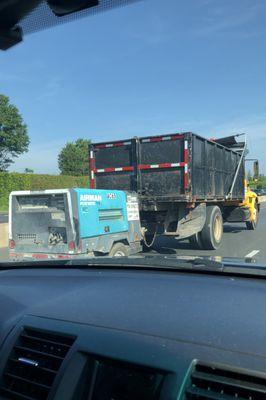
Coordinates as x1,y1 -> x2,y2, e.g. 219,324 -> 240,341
90,132 -> 245,204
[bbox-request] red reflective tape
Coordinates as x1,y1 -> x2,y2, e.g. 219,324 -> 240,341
139,164 -> 151,170
95,166 -> 133,173
90,170 -> 95,188
122,166 -> 134,171
95,136 -> 185,148
89,156 -> 95,171
17,253 -> 73,260
184,149 -> 189,163
183,140 -> 189,190
105,167 -> 116,172
96,164 -> 185,172
184,173 -> 189,189
157,163 -> 185,168
142,134 -> 185,143
89,151 -> 96,188
94,141 -> 130,148
171,134 -> 185,140
184,161 -> 189,190
32,253 -> 48,259
158,163 -> 172,168
113,142 -> 124,147
150,136 -> 163,142
57,254 -> 72,259
10,252 -> 25,259
183,140 -> 189,164
139,163 -> 185,170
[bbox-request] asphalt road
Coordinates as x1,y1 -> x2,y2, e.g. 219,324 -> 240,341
150,203 -> 266,262
0,204 -> 266,263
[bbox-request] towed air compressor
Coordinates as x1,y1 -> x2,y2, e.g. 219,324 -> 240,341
9,188 -> 142,260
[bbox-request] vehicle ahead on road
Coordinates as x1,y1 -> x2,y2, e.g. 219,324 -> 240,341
254,188 -> 266,196
9,188 -> 142,260
90,132 -> 260,250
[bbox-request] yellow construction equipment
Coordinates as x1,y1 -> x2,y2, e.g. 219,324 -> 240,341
240,180 -> 260,230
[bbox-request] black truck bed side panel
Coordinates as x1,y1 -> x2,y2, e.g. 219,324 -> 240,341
92,138 -> 137,192
191,135 -> 244,200
91,132 -> 244,202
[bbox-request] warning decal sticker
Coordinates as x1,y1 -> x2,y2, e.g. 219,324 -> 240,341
126,195 -> 139,221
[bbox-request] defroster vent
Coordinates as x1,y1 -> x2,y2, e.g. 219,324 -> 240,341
183,362 -> 266,400
0,327 -> 76,400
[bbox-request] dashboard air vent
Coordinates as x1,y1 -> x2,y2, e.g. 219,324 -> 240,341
0,327 -> 75,400
184,362 -> 266,399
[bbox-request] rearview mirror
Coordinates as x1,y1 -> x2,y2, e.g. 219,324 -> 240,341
253,160 -> 259,179
47,0 -> 99,16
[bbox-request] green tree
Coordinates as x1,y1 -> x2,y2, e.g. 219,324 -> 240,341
24,168 -> 34,174
0,94 -> 29,171
58,138 -> 91,175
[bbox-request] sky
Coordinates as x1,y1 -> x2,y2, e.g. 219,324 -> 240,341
1,0 -> 266,174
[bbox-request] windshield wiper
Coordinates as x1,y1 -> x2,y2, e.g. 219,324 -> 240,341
0,254 -> 221,269
1,255 -> 265,278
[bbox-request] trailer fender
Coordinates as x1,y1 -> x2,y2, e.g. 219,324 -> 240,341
81,234 -> 130,255
109,242 -> 130,257
165,202 -> 206,240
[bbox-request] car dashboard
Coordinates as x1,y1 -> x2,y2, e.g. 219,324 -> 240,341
0,266 -> 266,400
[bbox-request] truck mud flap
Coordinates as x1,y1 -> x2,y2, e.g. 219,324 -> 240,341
165,202 -> 206,240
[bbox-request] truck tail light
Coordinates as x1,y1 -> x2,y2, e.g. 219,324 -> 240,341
9,239 -> 15,249
68,241 -> 75,251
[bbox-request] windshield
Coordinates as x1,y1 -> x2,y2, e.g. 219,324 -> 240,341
0,0 -> 265,266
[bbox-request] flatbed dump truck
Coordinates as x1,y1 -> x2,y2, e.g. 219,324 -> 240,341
90,132 -> 259,250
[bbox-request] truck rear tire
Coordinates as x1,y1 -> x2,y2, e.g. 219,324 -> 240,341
189,233 -> 203,249
109,242 -> 130,257
246,221 -> 255,230
201,205 -> 223,250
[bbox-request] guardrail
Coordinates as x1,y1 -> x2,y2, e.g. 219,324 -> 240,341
0,214 -> 8,224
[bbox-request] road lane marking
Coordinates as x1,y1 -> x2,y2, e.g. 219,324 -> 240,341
245,250 -> 260,259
